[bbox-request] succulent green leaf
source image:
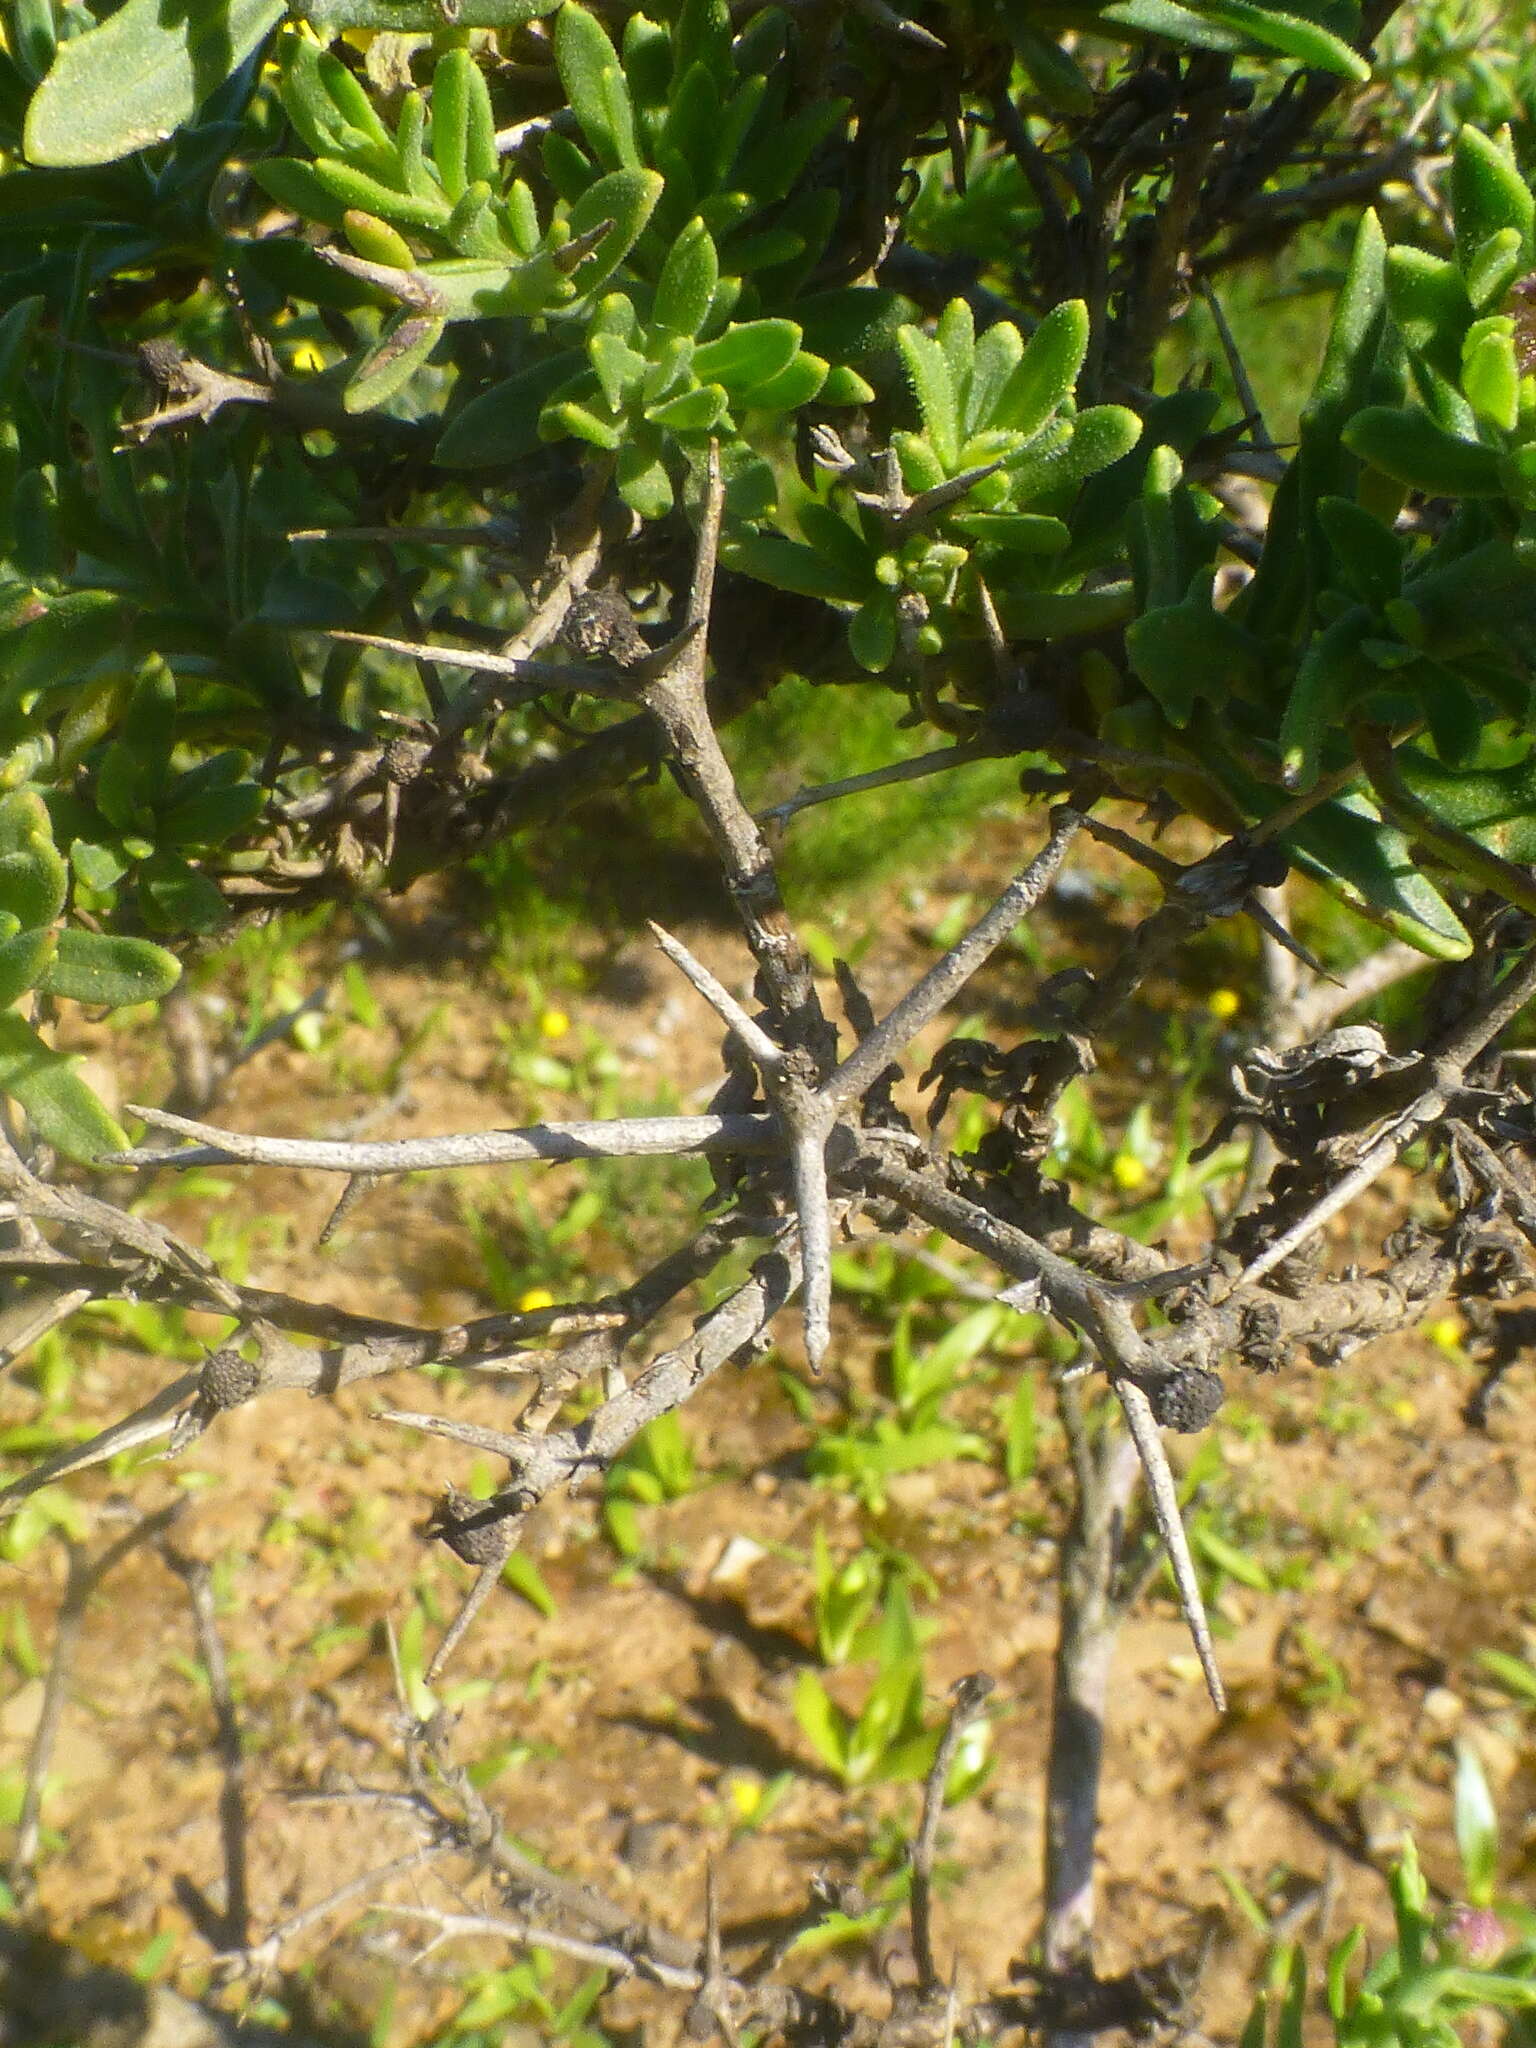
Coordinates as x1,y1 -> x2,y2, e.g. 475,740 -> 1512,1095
546,399 -> 623,450
1341,407 -> 1504,497
159,781 -> 265,847
435,357 -> 578,466
589,331 -> 648,409
565,168 -> 665,294
692,320 -> 799,393
0,297 -> 43,405
137,853 -> 229,934
1127,588 -> 1265,727
0,590 -> 131,708
945,512 -> 1069,554
0,927 -> 56,1010
42,929 -> 180,1008
721,534 -> 872,605
1452,126 -> 1535,279
652,218 -> 719,339
23,0 -> 284,166
1278,605 -> 1374,787
296,155 -> 454,231
1010,405 -> 1142,501
1281,795 -> 1471,959
991,300 -> 1089,442
1097,0 -> 1245,48
0,1012 -> 127,1159
615,443 -> 673,518
644,383 -> 728,432
1384,246 -> 1471,380
899,326 -> 961,470
1316,497 -> 1403,609
555,1 -> 639,172
1194,0 -> 1369,79
964,321 -> 1025,438
0,834 -> 67,929
735,351 -> 826,411
798,502 -> 878,593
431,48 -> 498,203
1461,316 -> 1519,430
1465,227 -> 1526,314
1010,20 -> 1094,115
848,591 -> 899,673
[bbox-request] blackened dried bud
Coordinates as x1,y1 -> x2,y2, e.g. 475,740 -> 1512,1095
381,736 -> 431,785
563,589 -> 651,671
1245,841 -> 1290,891
199,1346 -> 260,1411
138,337 -> 193,394
1148,1367 -> 1224,1432
427,1486 -> 514,1565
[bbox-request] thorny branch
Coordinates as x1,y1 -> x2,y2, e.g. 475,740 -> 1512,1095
11,386 -> 1536,2045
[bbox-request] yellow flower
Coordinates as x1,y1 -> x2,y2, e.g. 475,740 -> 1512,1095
1111,1153 -> 1148,1192
516,1287 -> 555,1313
1207,987 -> 1241,1021
1424,1314 -> 1463,1351
538,1007 -> 571,1040
289,341 -> 327,374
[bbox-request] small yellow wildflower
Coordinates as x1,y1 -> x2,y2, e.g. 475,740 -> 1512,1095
1424,1314 -> 1463,1350
289,341 -> 327,374
538,1007 -> 571,1040
1111,1153 -> 1148,1192
726,1775 -> 763,1822
1207,987 -> 1241,1021
516,1287 -> 555,1314
1390,1398 -> 1418,1424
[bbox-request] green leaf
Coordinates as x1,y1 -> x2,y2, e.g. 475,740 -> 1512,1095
1461,316 -> 1519,431
792,1670 -> 848,1777
23,0 -> 285,166
1453,1739 -> 1499,1906
564,167 -> 665,293
615,442 -> 672,518
0,1011 -> 127,1160
1192,1524 -> 1271,1591
0,836 -> 67,929
1281,794 -> 1471,959
435,356 -> 579,466
651,216 -> 718,338
1195,0 -> 1369,79
500,1551 -> 558,1619
0,590 -> 131,707
137,853 -> 229,934
344,312 -> 444,414
1316,496 -> 1403,608
722,533 -> 870,604
1127,590 -> 1265,727
644,382 -> 727,432
431,47 -> 497,203
899,326 -> 961,470
691,319 -> 800,393
555,0 -> 638,172
990,299 -> 1088,440
848,590 -> 898,672
1341,406 -> 1503,497
1452,126 -> 1535,279
1385,246 -> 1471,381
735,350 -> 825,410
0,927 -> 56,1010
42,929 -> 180,1009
